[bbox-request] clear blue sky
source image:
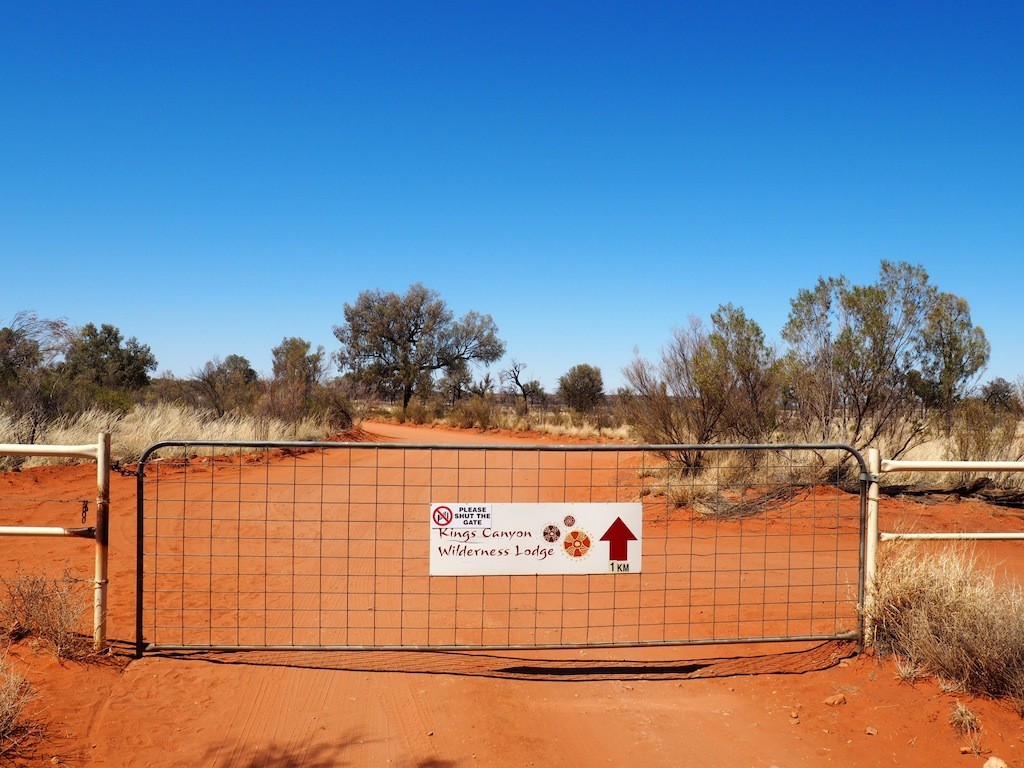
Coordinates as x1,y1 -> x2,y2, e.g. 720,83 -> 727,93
2,2 -> 1022,392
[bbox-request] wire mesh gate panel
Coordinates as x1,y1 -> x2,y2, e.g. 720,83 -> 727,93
136,441 -> 866,654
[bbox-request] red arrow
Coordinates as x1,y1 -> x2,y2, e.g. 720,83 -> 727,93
600,517 -> 637,561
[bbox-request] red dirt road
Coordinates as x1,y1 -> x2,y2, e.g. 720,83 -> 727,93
1,421 -> 1023,767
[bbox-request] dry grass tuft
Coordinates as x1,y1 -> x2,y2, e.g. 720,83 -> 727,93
894,656 -> 929,683
0,570 -> 91,660
938,677 -> 966,694
0,403 -> 344,468
949,701 -> 980,736
0,660 -> 32,756
399,400 -> 632,440
868,544 -> 1024,705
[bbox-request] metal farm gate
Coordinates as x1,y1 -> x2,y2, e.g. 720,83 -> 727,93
135,441 -> 867,655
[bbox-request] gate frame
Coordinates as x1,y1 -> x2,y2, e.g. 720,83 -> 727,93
135,440 -> 869,656
0,431 -> 111,651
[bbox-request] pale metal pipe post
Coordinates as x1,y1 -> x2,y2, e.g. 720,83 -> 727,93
0,527 -> 94,537
94,431 -> 110,651
881,532 -> 1024,541
881,459 -> 1024,473
863,447 -> 881,647
0,443 -> 98,458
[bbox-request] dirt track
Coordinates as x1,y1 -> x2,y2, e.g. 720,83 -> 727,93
2,422 -> 1023,767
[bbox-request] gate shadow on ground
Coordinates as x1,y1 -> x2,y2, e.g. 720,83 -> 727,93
200,736 -> 361,768
144,640 -> 857,682
197,733 -> 457,768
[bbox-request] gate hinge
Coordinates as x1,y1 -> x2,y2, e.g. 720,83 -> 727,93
860,472 -> 881,484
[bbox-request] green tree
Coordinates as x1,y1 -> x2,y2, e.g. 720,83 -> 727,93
58,322 -> 156,410
916,292 -> 990,418
60,323 -> 156,391
523,380 -> 545,408
782,261 -> 988,452
468,372 -> 496,398
0,311 -> 68,439
0,321 -> 41,390
708,304 -> 780,441
558,364 -> 604,413
439,361 -> 472,406
190,354 -> 259,416
333,284 -> 505,410
268,338 -> 327,421
621,305 -> 778,466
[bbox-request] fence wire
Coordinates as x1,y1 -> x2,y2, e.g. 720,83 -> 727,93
136,442 -> 866,653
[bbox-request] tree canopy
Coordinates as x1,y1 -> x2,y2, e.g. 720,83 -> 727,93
558,363 -> 604,413
51,322 -> 157,412
333,284 -> 505,409
781,261 -> 988,449
0,312 -> 68,432
60,322 -> 157,392
189,354 -> 259,416
269,337 -> 328,421
621,304 -> 778,460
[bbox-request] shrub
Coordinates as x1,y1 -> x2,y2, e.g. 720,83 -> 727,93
403,396 -> 444,426
558,364 -> 604,414
868,544 -> 1024,706
1,570 -> 90,660
621,306 -> 780,469
308,385 -> 358,432
403,397 -> 428,425
0,662 -> 32,756
450,396 -> 495,430
948,399 -> 1022,484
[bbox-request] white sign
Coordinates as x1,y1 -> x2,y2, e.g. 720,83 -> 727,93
430,503 -> 493,529
429,503 -> 642,576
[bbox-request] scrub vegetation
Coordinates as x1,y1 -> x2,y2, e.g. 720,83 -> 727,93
0,661 -> 32,759
0,569 -> 93,757
868,544 -> 1024,709
1,263 -> 1023,754
1,570 -> 91,660
1,262 -> 1021,494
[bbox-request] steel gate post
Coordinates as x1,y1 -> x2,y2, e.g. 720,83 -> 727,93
862,447 -> 881,647
93,431 -> 111,651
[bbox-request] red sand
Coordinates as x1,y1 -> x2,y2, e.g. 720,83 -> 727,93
1,420 -> 1022,767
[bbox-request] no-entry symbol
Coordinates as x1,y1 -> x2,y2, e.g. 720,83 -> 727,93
432,505 -> 453,527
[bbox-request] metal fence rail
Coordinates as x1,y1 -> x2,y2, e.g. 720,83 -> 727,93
0,433 -> 111,650
136,441 -> 866,655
